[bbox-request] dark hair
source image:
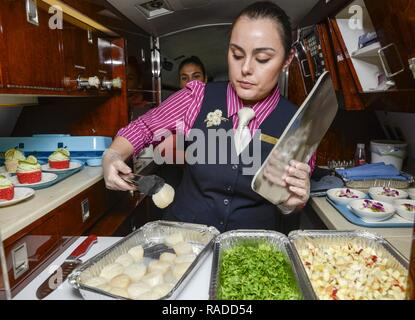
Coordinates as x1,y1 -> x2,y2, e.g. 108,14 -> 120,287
231,1 -> 292,59
178,56 -> 206,77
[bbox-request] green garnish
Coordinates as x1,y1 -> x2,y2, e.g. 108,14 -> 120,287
19,155 -> 38,165
217,242 -> 302,300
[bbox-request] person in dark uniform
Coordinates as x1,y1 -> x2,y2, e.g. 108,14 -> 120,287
103,1 -> 312,232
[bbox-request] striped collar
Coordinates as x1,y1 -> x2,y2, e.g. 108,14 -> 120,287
226,83 -> 281,132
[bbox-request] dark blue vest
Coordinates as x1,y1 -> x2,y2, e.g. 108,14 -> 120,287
165,82 -> 297,232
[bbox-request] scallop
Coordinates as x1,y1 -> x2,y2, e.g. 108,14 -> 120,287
128,245 -> 144,262
159,252 -> 177,263
109,274 -> 131,289
115,253 -> 135,267
123,262 -> 147,282
141,271 -> 164,287
100,263 -> 124,281
172,242 -> 193,256
127,282 -> 151,300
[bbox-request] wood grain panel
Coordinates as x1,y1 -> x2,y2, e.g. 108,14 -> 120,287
365,0 -> 415,90
287,56 -> 308,106
328,18 -> 365,110
316,22 -> 340,91
329,19 -> 363,93
1,0 -> 64,90
1,213 -> 63,293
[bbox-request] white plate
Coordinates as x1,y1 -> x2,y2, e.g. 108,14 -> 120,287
369,187 -> 408,203
0,187 -> 35,207
348,199 -> 395,222
393,199 -> 415,222
41,161 -> 82,173
10,172 -> 58,187
327,188 -> 367,206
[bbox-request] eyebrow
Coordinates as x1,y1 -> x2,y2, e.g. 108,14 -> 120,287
181,71 -> 202,76
230,43 -> 276,54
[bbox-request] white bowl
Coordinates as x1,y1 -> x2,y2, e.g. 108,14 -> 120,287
327,188 -> 367,206
348,199 -> 395,222
407,188 -> 415,200
368,187 -> 408,203
393,199 -> 415,222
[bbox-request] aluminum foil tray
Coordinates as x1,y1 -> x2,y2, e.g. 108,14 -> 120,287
209,230 -> 316,300
288,230 -> 409,300
69,220 -> 219,300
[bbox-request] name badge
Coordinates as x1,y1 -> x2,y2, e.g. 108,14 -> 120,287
260,133 -> 278,145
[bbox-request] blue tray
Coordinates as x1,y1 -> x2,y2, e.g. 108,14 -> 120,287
0,135 -> 112,165
326,197 -> 414,228
10,161 -> 85,190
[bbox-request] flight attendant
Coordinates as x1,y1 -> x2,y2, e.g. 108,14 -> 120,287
103,1 -> 313,232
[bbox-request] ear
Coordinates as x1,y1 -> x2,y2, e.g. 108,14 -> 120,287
282,48 -> 296,70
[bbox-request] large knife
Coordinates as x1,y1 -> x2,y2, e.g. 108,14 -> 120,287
36,235 -> 97,299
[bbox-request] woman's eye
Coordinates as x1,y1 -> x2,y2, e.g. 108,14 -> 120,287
232,54 -> 244,60
256,58 -> 270,64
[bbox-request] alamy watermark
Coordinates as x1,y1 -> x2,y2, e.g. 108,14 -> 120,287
149,126 -> 263,176
348,5 -> 363,30
48,5 -> 63,29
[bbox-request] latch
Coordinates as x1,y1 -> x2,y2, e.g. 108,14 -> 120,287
81,198 -> 90,222
12,243 -> 29,279
25,0 -> 39,26
409,57 -> 415,79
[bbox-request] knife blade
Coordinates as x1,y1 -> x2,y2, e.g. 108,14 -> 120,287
36,234 -> 97,299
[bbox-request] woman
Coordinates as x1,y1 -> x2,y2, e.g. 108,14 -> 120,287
178,56 -> 207,89
103,1 -> 312,232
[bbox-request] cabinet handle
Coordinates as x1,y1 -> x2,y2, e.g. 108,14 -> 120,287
300,59 -> 312,78
377,43 -> 405,78
25,0 -> 39,26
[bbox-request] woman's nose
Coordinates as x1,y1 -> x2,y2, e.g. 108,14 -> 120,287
241,58 -> 253,75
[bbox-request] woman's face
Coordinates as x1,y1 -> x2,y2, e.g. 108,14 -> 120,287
228,17 -> 291,104
179,63 -> 206,88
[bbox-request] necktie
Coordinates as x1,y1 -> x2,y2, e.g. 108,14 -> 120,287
234,107 -> 255,156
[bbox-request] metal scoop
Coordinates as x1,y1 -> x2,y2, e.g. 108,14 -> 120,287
121,174 -> 165,196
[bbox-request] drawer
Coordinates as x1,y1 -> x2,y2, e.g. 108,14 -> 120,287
58,180 -> 109,236
3,213 -> 61,290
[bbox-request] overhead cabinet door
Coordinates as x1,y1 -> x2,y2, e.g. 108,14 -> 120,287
364,0 -> 415,89
0,0 -> 64,91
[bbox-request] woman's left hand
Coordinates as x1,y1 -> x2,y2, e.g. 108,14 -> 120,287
263,157 -> 311,211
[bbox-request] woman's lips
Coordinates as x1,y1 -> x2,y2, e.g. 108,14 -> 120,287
238,81 -> 254,89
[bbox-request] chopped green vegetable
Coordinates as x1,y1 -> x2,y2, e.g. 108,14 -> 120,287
217,242 -> 302,300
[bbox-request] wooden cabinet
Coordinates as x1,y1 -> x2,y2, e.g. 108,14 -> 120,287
0,0 -> 123,96
2,212 -> 65,298
58,180 -> 110,236
364,0 -> 415,90
61,18 -> 101,92
331,0 -> 415,93
97,37 -> 113,86
0,0 -> 64,91
0,178 -> 138,298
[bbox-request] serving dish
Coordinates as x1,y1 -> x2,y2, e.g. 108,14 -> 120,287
209,229 -> 316,300
69,220 -> 219,300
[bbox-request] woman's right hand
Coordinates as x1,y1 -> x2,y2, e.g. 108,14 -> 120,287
102,148 -> 136,191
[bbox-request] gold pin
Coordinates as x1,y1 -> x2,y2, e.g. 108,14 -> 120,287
260,133 -> 278,145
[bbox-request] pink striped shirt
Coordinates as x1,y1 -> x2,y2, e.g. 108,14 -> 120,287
117,80 -> 316,172
118,80 -> 281,155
